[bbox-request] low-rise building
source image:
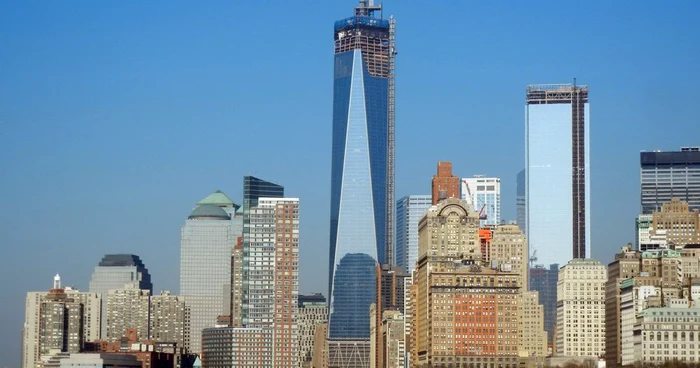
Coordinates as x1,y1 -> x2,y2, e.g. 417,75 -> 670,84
632,307 -> 700,364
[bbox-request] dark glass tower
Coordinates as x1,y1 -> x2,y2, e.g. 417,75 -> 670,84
242,176 -> 284,325
328,1 -> 395,340
640,147 -> 700,214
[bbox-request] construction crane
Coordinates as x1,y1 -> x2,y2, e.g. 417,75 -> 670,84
529,249 -> 538,269
478,204 -> 487,220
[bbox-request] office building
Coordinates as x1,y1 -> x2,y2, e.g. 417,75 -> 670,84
149,291 -> 186,345
180,192 -> 236,353
395,195 -> 431,273
370,309 -> 404,368
651,197 -> 700,247
556,259 -> 606,358
329,0 -> 396,347
517,169 -> 526,235
529,264 -> 559,345
412,198 -> 520,367
105,286 -> 150,342
242,176 -> 284,325
373,265 -> 408,368
298,294 -> 328,368
640,147 -> 700,214
431,161 -> 460,205
23,276 -> 101,368
88,254 -> 152,340
526,84 -> 590,266
489,224 -> 528,287
461,175 -> 501,226
518,291 -> 548,358
629,307 -> 700,364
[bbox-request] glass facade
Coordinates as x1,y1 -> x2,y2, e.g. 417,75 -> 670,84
461,177 -> 501,227
88,254 -> 152,340
526,90 -> 590,267
516,169 -> 526,235
395,195 -> 431,273
640,148 -> 700,214
180,204 -> 234,354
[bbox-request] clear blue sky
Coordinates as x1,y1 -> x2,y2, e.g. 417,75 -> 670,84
1,1 -> 699,365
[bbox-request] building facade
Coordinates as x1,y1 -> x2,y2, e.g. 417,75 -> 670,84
329,0 -> 395,344
298,294 -> 328,368
395,195 -> 431,273
230,242 -> 244,327
489,224 -> 529,287
529,264 -> 559,345
201,327 -> 273,368
180,195 -> 236,353
518,291 -> 548,358
149,291 -> 186,345
517,169 -> 526,235
556,259 -> 606,357
651,197 -> 700,247
461,175 -> 501,227
431,161 -> 460,205
373,265 -> 408,368
88,254 -> 152,340
105,287 -> 150,342
242,176 -> 284,325
640,147 -> 700,214
526,84 -> 590,266
631,307 -> 700,364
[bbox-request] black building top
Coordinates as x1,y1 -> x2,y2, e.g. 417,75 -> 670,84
298,293 -> 326,307
640,150 -> 700,166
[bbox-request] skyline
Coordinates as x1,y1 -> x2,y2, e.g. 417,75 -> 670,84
2,1 -> 700,366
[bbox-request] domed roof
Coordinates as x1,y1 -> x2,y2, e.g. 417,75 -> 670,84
188,204 -> 231,220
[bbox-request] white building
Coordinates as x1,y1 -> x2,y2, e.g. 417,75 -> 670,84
632,307 -> 700,364
395,195 -> 431,273
556,259 -> 606,357
180,193 -> 236,353
461,176 -> 501,227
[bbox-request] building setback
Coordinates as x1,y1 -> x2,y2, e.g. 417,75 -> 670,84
640,147 -> 700,214
526,84 -> 590,266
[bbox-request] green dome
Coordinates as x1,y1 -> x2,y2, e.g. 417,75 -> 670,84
188,204 -> 230,220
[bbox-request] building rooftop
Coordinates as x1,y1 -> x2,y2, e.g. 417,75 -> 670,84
98,254 -> 145,268
188,204 -> 231,220
197,190 -> 239,209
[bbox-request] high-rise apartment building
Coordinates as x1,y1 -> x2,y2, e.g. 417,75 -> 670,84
395,195 -> 431,273
461,175 -> 501,226
641,147 -> 700,214
526,84 -> 590,266
88,254 -> 152,340
149,291 -> 186,345
242,176 -> 284,325
201,197 -> 300,368
431,161 -> 460,205
230,242 -> 244,327
105,286 -> 150,341
298,294 -> 328,368
529,264 -> 559,345
180,192 -> 236,353
329,0 -> 395,347
517,169 -> 526,235
556,259 -> 606,357
23,276 -> 101,368
651,197 -> 700,246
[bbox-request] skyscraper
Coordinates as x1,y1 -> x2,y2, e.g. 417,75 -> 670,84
526,83 -> 590,266
640,147 -> 700,214
180,195 -> 235,353
529,264 -> 559,344
461,175 -> 501,226
149,291 -> 186,345
516,169 -> 526,235
88,254 -> 152,340
329,0 -> 395,344
395,195 -> 431,273
431,161 -> 459,205
242,176 -> 283,325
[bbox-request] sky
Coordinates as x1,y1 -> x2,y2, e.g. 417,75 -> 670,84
1,0 -> 699,365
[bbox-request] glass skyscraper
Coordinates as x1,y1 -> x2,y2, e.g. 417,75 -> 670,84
640,147 -> 700,214
328,1 -> 395,340
461,176 -> 501,227
526,84 -> 590,268
180,194 -> 236,353
88,254 -> 152,339
395,195 -> 431,273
